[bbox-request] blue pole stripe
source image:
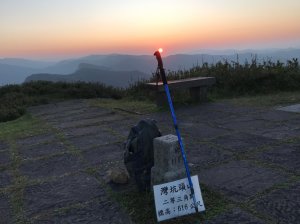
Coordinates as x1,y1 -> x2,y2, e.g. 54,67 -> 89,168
163,84 -> 198,212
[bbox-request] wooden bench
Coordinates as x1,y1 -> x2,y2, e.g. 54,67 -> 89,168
146,77 -> 216,106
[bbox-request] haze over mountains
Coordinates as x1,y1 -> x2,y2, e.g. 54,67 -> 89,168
1,48 -> 300,87
25,64 -> 149,88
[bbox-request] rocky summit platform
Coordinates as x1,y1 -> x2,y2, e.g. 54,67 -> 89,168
0,99 -> 300,223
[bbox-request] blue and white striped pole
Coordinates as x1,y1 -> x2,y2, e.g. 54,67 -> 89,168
154,49 -> 198,212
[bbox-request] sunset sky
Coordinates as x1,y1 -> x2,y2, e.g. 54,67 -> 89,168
1,0 -> 300,59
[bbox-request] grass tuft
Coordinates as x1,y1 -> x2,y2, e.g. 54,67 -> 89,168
223,91 -> 300,108
89,98 -> 159,114
108,183 -> 230,224
0,114 -> 46,140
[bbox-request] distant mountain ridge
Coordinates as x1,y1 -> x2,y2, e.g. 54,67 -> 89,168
0,58 -> 54,69
0,63 -> 38,85
1,48 -> 300,86
25,64 -> 150,88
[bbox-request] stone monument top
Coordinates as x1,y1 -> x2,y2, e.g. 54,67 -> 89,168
151,134 -> 186,187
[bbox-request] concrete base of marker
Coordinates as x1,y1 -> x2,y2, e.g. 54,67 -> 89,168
151,134 -> 186,188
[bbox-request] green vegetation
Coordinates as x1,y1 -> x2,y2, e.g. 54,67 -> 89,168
89,98 -> 159,114
0,81 -> 123,122
0,114 -> 46,140
165,58 -> 300,97
0,114 -> 50,223
224,91 -> 300,107
2,59 -> 299,223
1,58 -> 300,122
126,58 -> 300,106
109,184 -> 229,223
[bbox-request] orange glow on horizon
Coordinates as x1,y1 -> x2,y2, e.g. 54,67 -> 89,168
1,0 -> 300,58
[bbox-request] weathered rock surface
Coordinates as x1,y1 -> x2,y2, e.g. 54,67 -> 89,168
0,99 -> 299,223
104,167 -> 129,184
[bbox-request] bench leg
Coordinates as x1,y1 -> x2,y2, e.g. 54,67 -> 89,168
189,87 -> 208,102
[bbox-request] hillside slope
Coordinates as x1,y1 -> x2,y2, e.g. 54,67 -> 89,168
0,63 -> 37,85
25,65 -> 151,88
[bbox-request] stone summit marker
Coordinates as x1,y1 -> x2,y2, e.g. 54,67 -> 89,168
151,135 -> 186,186
151,135 -> 205,222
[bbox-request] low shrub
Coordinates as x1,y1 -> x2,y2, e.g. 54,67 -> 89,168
0,81 -> 124,122
164,58 -> 300,97
1,58 -> 299,122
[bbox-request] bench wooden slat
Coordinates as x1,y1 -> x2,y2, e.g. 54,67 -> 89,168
145,76 -> 216,106
146,77 -> 216,92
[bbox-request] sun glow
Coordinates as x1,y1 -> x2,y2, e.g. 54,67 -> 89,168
1,0 -> 300,58
158,48 -> 163,53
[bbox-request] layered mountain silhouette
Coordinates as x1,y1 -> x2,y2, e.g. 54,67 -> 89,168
0,63 -> 37,85
25,63 -> 150,88
1,48 -> 300,87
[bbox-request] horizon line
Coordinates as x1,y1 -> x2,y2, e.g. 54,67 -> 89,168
1,47 -> 300,61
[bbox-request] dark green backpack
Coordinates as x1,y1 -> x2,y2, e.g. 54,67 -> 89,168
124,119 -> 161,191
